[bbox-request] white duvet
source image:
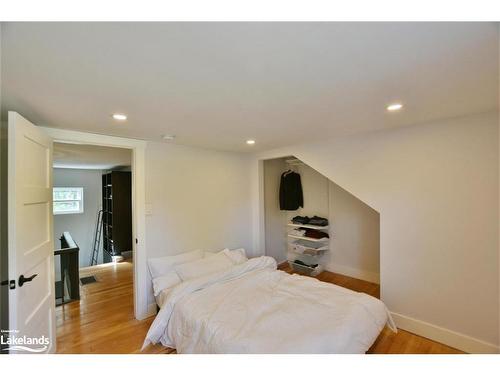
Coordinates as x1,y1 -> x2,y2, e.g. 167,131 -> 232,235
143,256 -> 396,353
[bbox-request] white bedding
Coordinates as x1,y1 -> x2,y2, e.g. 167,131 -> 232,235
155,289 -> 171,309
143,256 -> 396,353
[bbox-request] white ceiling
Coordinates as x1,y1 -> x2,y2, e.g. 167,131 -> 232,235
1,22 -> 498,152
53,142 -> 131,170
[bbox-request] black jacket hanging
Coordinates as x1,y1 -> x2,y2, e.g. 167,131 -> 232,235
279,171 -> 304,210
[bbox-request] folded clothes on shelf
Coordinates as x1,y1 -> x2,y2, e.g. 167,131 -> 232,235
291,240 -> 328,255
289,228 -> 306,237
304,229 -> 329,239
293,259 -> 318,268
291,215 -> 310,224
293,239 -> 328,250
308,216 -> 329,227
291,215 -> 329,227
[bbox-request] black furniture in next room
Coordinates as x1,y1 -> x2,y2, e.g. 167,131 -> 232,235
102,171 -> 132,263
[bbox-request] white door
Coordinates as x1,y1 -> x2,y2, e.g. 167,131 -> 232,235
7,112 -> 55,353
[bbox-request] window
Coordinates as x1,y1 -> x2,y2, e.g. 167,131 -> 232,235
53,187 -> 84,215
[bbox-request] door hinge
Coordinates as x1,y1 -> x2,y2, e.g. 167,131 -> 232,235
135,238 -> 138,244
0,280 -> 16,290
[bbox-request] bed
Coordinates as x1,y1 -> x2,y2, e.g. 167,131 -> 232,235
143,252 -> 396,354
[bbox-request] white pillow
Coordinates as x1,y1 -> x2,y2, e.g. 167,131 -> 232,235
152,272 -> 182,296
175,251 -> 233,281
223,248 -> 248,264
147,249 -> 204,279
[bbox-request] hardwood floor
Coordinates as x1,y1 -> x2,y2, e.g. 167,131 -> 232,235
56,260 -> 462,354
56,261 -> 172,354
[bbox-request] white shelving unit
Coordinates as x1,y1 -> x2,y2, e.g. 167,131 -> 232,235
282,158 -> 331,277
287,234 -> 329,242
287,223 -> 329,231
287,220 -> 330,276
289,238 -> 328,256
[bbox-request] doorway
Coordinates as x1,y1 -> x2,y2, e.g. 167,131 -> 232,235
52,142 -> 140,352
42,126 -> 149,324
52,143 -> 133,307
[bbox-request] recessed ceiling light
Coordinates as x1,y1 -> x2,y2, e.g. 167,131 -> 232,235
112,113 -> 127,121
246,139 -> 256,145
386,103 -> 403,112
162,135 -> 176,141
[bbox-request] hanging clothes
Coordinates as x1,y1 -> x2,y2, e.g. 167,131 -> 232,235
279,171 -> 304,210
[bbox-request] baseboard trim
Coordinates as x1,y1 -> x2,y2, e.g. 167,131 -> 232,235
136,303 -> 157,320
326,263 -> 380,284
147,303 -> 158,317
391,312 -> 499,354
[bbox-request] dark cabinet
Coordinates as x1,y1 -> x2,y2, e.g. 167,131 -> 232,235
102,171 -> 132,262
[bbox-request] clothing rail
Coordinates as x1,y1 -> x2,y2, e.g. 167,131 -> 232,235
285,158 -> 304,166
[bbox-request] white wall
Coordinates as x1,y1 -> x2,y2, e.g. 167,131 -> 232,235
253,112 -> 499,352
53,168 -> 103,271
263,158 -> 287,263
295,163 -> 330,220
328,182 -> 380,283
145,142 -> 254,305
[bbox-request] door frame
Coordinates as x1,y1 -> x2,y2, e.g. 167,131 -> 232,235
42,127 -> 152,320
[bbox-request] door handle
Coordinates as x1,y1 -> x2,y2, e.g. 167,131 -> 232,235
18,274 -> 37,287
1,280 -> 16,289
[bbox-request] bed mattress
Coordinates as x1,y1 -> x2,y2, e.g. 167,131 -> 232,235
144,256 -> 395,353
